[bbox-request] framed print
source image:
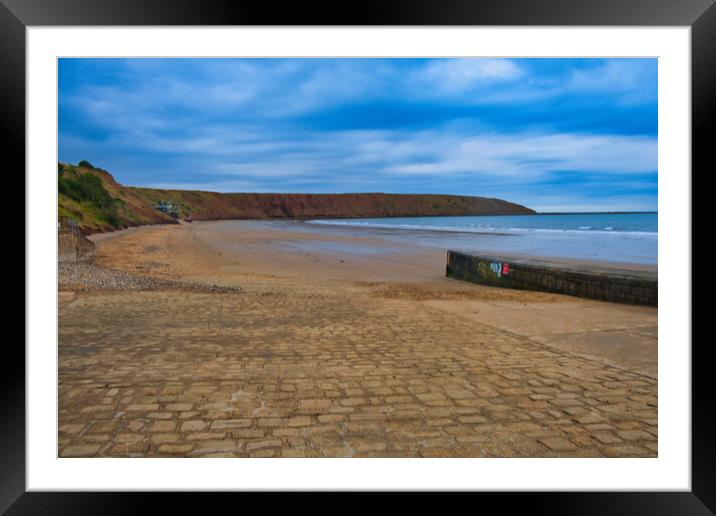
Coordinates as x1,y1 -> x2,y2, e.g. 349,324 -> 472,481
2,0 -> 711,511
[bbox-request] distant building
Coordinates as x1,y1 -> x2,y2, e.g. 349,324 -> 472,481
152,201 -> 180,218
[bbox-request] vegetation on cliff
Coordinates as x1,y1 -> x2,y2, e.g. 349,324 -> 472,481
58,162 -> 535,233
58,163 -> 175,232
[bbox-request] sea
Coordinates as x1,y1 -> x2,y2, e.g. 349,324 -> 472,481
306,212 -> 658,265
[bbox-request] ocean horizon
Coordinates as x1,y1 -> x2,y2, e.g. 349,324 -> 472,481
305,212 -> 658,265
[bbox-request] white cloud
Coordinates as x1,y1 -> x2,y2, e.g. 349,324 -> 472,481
63,121 -> 656,187
413,59 -> 524,94
565,60 -> 657,104
385,132 -> 657,177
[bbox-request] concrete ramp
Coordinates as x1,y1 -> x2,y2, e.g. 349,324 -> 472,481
446,251 -> 657,307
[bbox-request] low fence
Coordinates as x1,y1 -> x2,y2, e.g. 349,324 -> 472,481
445,251 -> 657,307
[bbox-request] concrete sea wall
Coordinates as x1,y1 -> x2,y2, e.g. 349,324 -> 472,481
446,251 -> 657,307
59,227 -> 95,262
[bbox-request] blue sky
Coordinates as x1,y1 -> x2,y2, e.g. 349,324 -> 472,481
58,58 -> 657,212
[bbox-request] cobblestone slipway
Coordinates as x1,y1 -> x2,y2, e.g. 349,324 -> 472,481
59,286 -> 657,458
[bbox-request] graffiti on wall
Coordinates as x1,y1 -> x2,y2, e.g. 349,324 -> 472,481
489,261 -> 510,278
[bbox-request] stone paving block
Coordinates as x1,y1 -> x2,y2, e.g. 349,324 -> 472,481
86,421 -> 119,434
592,432 -> 623,445
166,403 -> 194,411
287,416 -> 313,427
250,449 -> 277,457
601,445 -> 652,457
347,438 -> 388,452
538,437 -> 578,452
245,439 -> 282,451
150,433 -> 182,444
210,419 -> 252,430
192,440 -> 240,454
149,421 -> 177,433
60,444 -> 102,457
158,444 -> 194,454
616,430 -> 654,441
126,404 -> 159,412
297,399 -> 331,413
181,420 -> 207,432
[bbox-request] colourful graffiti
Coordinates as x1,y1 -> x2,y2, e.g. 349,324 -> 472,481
489,261 -> 511,278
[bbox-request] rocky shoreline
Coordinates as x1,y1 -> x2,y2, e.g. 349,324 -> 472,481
58,259 -> 241,294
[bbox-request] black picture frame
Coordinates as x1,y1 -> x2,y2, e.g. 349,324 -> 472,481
2,0 -> 709,511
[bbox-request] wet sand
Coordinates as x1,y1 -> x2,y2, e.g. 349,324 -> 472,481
58,220 -> 657,458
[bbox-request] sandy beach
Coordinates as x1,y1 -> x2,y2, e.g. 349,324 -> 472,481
58,220 -> 657,458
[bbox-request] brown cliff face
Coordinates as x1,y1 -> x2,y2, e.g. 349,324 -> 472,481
131,190 -> 535,221
58,163 -> 535,233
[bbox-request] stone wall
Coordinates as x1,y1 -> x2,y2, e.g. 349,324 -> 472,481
59,228 -> 95,262
446,251 -> 657,307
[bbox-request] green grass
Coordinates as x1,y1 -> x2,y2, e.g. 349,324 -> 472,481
58,163 -> 121,227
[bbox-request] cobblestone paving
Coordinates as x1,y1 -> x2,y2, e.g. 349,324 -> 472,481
59,289 -> 657,458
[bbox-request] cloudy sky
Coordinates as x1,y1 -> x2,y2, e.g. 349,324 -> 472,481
58,58 -> 657,212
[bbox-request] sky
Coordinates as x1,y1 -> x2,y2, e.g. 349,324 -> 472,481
58,58 -> 657,212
